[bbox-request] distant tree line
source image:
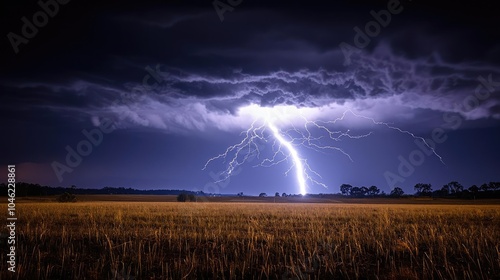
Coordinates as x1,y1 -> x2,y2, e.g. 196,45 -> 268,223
337,181 -> 500,199
2,181 -> 499,199
414,181 -> 500,199
0,182 -> 204,197
340,184 -> 384,197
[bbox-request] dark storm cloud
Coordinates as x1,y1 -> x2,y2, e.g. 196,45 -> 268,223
2,1 -> 500,133
56,48 -> 500,132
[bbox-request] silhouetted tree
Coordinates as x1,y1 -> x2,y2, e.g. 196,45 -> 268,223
188,194 -> 196,202
390,187 -> 404,197
177,193 -> 187,202
489,182 -> 500,191
282,193 -> 287,197
275,192 -> 280,197
237,192 -> 244,197
57,192 -> 76,203
259,193 -> 267,197
422,184 -> 433,195
480,183 -> 490,192
414,183 -> 432,196
440,185 -> 450,196
446,181 -> 463,194
469,185 -> 479,194
340,184 -> 352,196
351,187 -> 364,197
368,185 -> 380,196
360,186 -> 368,196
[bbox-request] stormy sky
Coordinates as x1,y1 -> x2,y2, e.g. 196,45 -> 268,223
1,0 -> 499,195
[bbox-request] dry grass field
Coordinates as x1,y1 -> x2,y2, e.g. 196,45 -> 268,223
1,198 -> 500,279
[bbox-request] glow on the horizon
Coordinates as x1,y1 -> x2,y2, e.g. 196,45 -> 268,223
267,121 -> 307,195
204,103 -> 444,196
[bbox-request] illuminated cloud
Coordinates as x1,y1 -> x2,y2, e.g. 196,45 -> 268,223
90,45 -> 500,133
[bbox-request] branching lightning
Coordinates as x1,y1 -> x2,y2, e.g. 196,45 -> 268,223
203,105 -> 444,195
267,122 -> 307,195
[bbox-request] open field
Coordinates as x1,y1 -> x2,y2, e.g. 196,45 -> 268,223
12,194 -> 500,204
1,200 -> 500,279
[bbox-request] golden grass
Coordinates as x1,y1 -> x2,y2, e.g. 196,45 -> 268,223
2,202 -> 499,279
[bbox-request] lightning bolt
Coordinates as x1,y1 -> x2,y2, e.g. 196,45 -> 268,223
203,105 -> 444,195
267,121 -> 307,195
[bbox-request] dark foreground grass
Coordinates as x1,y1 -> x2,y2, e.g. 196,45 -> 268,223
1,201 -> 499,279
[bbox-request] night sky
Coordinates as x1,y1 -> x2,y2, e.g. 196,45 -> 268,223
1,0 -> 499,195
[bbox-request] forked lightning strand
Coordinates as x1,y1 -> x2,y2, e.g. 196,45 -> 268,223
203,107 -> 444,195
267,122 -> 307,195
